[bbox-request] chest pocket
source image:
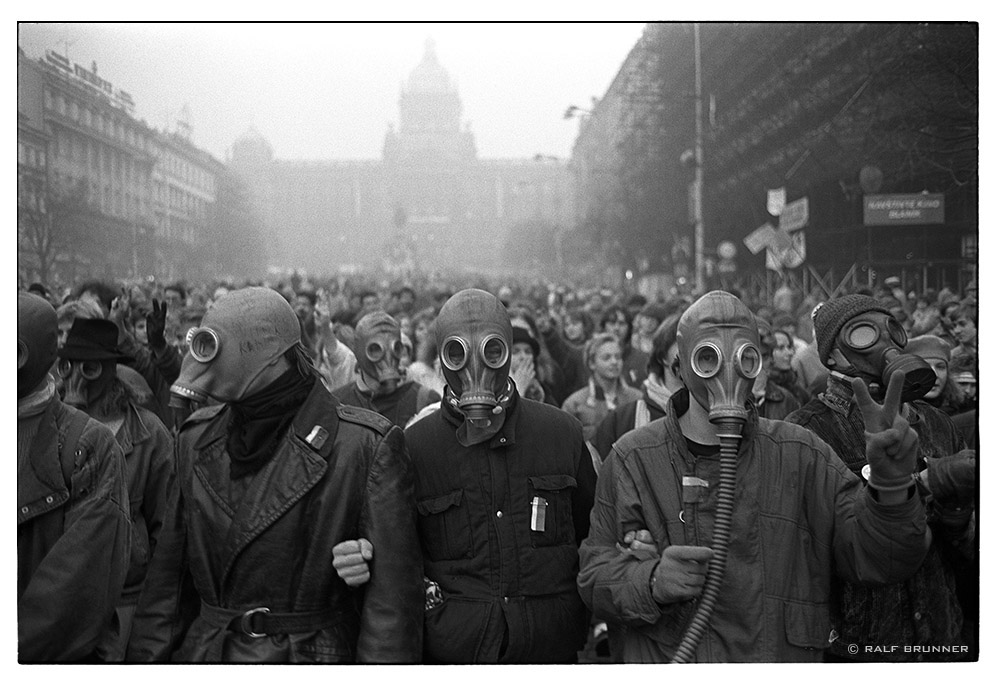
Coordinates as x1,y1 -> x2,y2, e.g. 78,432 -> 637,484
417,489 -> 473,561
527,474 -> 577,547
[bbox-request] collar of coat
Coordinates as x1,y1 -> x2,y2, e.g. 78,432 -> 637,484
192,377 -> 340,460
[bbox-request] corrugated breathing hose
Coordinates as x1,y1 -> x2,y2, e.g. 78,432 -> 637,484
670,419 -> 741,664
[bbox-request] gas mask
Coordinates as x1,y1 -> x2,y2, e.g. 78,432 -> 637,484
170,287 -> 301,405
676,291 -> 762,428
353,312 -> 406,396
436,289 -> 514,446
834,311 -> 935,402
57,358 -> 116,409
18,293 -> 59,399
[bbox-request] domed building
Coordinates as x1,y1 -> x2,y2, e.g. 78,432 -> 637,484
228,39 -> 570,276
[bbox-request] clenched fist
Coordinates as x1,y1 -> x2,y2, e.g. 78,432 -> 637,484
332,538 -> 373,587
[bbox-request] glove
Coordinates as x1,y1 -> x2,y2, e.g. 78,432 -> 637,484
332,538 -> 373,587
147,298 -> 168,350
649,545 -> 714,605
852,370 -> 919,500
926,450 -> 976,508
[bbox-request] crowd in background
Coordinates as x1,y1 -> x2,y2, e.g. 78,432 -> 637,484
21,266 -> 978,443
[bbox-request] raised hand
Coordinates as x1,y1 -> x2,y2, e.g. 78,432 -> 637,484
510,356 -> 535,394
109,287 -> 131,326
851,369 -> 919,498
146,299 -> 168,350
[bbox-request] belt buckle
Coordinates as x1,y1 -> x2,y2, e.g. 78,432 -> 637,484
239,607 -> 270,638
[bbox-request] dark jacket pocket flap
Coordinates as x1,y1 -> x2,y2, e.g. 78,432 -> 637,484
783,600 -> 831,650
417,489 -> 463,516
529,474 -> 577,491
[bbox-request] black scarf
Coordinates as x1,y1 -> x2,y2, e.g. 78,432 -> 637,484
226,365 -> 315,479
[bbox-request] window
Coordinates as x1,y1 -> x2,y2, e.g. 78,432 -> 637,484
69,100 -> 78,120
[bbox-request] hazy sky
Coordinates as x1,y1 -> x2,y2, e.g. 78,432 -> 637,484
17,22 -> 647,163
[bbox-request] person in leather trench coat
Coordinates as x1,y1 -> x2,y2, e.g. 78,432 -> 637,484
126,287 -> 423,663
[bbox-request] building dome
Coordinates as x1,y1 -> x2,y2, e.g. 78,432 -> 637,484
405,38 -> 453,94
230,126 -> 274,165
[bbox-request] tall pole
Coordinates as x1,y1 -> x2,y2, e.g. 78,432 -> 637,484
693,22 -> 705,294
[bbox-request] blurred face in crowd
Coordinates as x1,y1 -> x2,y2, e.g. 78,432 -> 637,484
398,315 -> 414,341
511,342 -> 535,370
133,317 -> 148,346
772,331 -> 795,371
57,318 -> 73,348
590,341 -> 623,383
293,295 -> 315,325
563,317 -> 585,343
164,288 -> 184,309
952,315 -> 977,344
603,314 -> 629,345
414,319 -> 431,345
635,314 -> 658,336
942,302 -> 961,326
955,377 -> 977,403
923,357 -> 949,400
361,293 -> 380,309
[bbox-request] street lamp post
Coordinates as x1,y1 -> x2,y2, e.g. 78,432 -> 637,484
693,22 -> 705,294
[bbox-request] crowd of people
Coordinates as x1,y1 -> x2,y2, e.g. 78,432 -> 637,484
17,266 -> 977,663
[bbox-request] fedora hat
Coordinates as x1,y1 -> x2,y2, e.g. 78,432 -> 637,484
58,318 -> 134,363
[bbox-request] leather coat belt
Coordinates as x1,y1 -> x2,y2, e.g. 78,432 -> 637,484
200,602 -> 350,638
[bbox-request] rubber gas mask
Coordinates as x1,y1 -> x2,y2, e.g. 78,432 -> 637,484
57,358 -> 115,409
18,293 -> 59,399
676,291 -> 762,429
436,289 -> 514,446
353,312 -> 406,396
835,311 -> 934,402
170,287 -> 301,405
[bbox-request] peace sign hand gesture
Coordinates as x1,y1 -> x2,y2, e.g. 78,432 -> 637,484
851,369 -> 920,498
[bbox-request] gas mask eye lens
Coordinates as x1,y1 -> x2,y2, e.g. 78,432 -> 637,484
481,336 -> 509,369
17,339 -> 28,370
887,318 -> 907,348
57,358 -> 73,378
81,360 -> 103,380
846,322 -> 878,349
442,337 -> 469,371
391,340 -> 405,358
736,343 -> 762,378
189,328 -> 220,363
692,343 -> 722,378
366,341 -> 385,362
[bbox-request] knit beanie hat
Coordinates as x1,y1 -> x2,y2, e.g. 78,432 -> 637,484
512,325 -> 540,358
905,335 -> 951,363
813,294 -> 892,366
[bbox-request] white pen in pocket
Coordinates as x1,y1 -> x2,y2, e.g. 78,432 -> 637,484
530,496 -> 547,532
